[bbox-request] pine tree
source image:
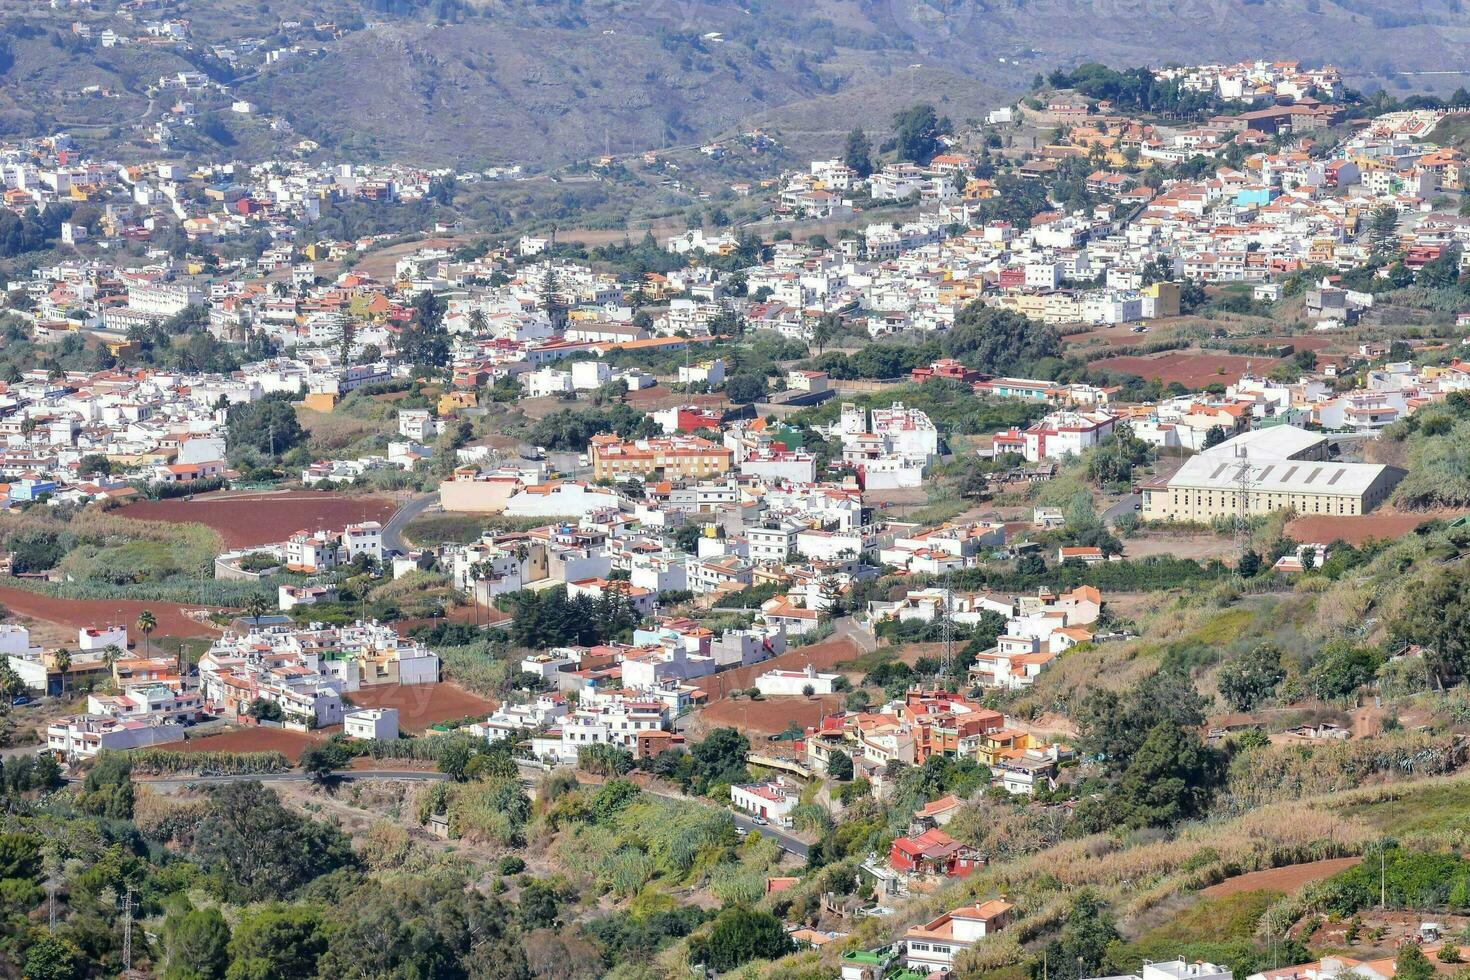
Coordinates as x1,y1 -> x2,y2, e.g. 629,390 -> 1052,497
539,266 -> 566,329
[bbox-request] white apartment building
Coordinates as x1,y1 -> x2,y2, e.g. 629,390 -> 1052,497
343,522 -> 384,562
46,714 -> 186,760
533,698 -> 668,764
747,521 -> 803,563
398,409 -> 438,442
127,280 -> 204,317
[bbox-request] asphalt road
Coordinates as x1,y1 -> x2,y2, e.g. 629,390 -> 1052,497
1103,493 -> 1140,526
833,615 -> 878,654
382,492 -> 439,553
733,813 -> 811,858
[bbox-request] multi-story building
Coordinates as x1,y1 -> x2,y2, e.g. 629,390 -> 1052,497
532,697 -> 670,764
589,434 -> 733,482
46,714 -> 186,760
902,901 -> 1014,974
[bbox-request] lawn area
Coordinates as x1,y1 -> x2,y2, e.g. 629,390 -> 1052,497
1336,778 -> 1470,837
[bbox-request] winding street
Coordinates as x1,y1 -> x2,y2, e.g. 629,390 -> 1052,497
381,491 -> 439,553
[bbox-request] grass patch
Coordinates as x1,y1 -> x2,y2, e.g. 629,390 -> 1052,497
905,497 -> 967,526
1108,890 -> 1283,979
404,511 -> 583,547
1429,115 -> 1470,151
1133,890 -> 1281,946
1185,608 -> 1258,646
835,646 -> 904,673
404,512 -> 491,546
1336,779 -> 1470,837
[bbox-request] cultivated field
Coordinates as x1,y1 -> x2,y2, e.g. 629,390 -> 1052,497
352,236 -> 466,279
0,585 -> 218,638
699,634 -> 864,702
1201,856 -> 1363,898
347,682 -> 496,731
622,386 -> 732,411
120,492 -> 399,549
1284,512 -> 1461,547
699,693 -> 846,735
170,726 -> 324,761
1099,351 -> 1282,388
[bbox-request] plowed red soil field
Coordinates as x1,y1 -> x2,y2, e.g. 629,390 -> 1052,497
347,683 -> 496,731
1285,513 -> 1459,546
0,585 -> 217,637
1099,351 -> 1280,388
699,634 -> 863,703
170,727 -> 323,761
701,693 -> 848,735
1202,857 -> 1361,897
119,492 -> 397,549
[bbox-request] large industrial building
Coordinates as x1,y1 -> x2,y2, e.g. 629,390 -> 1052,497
1141,426 -> 1403,522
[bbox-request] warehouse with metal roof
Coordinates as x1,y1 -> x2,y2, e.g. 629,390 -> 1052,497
1141,454 -> 1404,522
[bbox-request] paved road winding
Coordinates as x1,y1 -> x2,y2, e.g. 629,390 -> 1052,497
382,492 -> 439,553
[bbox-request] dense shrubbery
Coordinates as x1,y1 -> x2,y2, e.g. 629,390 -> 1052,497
501,585 -> 642,648
122,749 -> 290,775
948,555 -> 1230,593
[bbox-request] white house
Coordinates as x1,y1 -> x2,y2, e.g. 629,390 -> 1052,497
754,663 -> 840,697
77,624 -> 128,652
344,707 -> 399,741
902,901 -> 1014,973
730,780 -> 799,824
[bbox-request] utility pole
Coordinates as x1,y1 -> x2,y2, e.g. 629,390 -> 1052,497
45,867 -> 58,934
120,888 -> 134,973
939,567 -> 955,684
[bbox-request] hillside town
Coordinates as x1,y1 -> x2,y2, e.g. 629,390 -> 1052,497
9,43 -> 1470,980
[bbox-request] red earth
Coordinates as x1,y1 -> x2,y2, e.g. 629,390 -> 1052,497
1097,351 -> 1282,389
347,683 -> 496,731
701,693 -> 848,735
169,727 -> 324,762
1285,512 -> 1466,547
119,492 -> 399,549
0,585 -> 218,638
1202,857 -> 1362,898
698,634 -> 863,704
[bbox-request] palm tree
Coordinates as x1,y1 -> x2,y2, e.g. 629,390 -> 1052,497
0,662 -> 24,708
136,610 -> 157,656
53,648 -> 71,698
244,592 -> 271,628
101,644 -> 123,670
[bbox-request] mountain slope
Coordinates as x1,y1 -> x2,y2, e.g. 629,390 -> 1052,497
6,0 -> 1470,166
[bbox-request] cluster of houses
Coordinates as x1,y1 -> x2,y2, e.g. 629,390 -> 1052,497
13,616 -> 439,760
800,688 -> 1073,800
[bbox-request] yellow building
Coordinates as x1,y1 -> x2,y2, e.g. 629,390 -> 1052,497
438,391 -> 478,415
1141,455 -> 1403,522
1141,280 -> 1181,318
